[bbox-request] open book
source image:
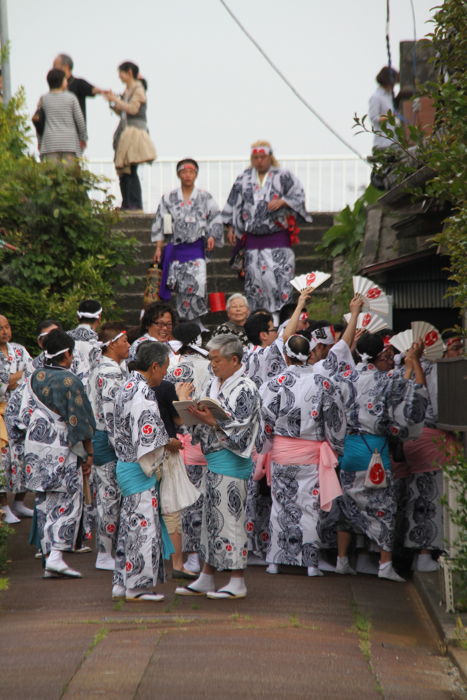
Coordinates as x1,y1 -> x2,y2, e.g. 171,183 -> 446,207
173,398 -> 230,426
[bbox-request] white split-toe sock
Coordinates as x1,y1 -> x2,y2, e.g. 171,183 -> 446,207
3,505 -> 21,524
307,566 -> 324,577
12,501 -> 34,517
95,552 -> 116,571
45,549 -> 82,578
335,556 -> 356,575
378,561 -> 405,582
175,572 -> 214,595
415,553 -> 440,573
206,577 -> 247,599
266,564 -> 279,575
126,588 -> 164,602
112,585 -> 126,600
184,553 -> 200,573
318,556 -> 336,573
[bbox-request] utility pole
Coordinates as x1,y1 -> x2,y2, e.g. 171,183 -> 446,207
0,0 -> 11,104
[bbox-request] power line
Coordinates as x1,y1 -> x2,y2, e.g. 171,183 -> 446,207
219,0 -> 366,162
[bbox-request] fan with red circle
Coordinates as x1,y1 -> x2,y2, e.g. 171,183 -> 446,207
343,311 -> 389,333
352,275 -> 389,316
291,270 -> 331,293
390,321 -> 443,362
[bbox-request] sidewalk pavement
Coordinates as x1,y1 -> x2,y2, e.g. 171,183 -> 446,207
1,518 -> 466,699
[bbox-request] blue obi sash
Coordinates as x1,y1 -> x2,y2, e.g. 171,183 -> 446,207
93,430 -> 116,466
206,449 -> 253,481
116,460 -> 174,560
339,434 -> 391,472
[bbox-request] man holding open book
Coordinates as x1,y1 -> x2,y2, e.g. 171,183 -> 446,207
174,334 -> 262,600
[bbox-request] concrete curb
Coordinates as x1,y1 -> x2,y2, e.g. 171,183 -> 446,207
413,570 -> 467,684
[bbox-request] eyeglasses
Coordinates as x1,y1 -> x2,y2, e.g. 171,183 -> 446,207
266,327 -> 278,333
151,321 -> 173,328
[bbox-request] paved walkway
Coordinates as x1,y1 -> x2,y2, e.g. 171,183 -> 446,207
1,518 -> 466,699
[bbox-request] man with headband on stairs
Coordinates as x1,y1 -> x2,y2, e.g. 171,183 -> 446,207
68,299 -> 103,389
223,140 -> 310,319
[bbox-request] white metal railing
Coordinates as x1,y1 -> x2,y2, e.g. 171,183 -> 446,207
86,155 -> 370,214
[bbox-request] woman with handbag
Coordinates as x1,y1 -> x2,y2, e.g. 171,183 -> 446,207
104,61 -> 156,210
335,333 -> 427,582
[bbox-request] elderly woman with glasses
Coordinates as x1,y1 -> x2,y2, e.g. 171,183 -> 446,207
129,302 -> 177,363
211,293 -> 250,346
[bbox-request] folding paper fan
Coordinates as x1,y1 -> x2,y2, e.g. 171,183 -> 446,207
290,270 -> 331,293
389,329 -> 413,355
343,312 -> 389,333
411,321 -> 444,362
352,275 -> 389,316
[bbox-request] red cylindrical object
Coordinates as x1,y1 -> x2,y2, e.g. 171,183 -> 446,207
209,292 -> 226,312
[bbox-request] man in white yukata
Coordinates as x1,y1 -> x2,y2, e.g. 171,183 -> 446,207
223,140 -> 310,315
0,314 -> 33,524
151,158 -> 224,324
68,299 -> 102,388
87,322 -> 130,571
175,334 -> 262,600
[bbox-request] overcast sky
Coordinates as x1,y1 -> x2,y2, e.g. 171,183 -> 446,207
8,0 -> 437,161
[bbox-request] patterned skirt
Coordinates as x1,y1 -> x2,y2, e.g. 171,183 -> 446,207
113,488 -> 165,592
244,247 -> 295,313
245,474 -> 272,559
267,462 -> 321,567
338,470 -> 397,552
398,471 -> 444,550
199,470 -> 248,571
181,464 -> 206,553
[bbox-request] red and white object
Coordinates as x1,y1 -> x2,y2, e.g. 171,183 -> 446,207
390,321 -> 443,362
343,311 -> 388,333
291,270 -> 331,293
352,275 -> 389,316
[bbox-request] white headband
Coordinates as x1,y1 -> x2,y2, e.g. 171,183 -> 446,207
100,331 -> 126,348
189,344 -> 209,356
77,307 -> 102,319
44,347 -> 71,359
284,337 -> 310,363
311,326 -> 335,345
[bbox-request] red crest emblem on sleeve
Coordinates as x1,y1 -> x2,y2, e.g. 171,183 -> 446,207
174,368 -> 183,377
142,424 -> 153,435
277,375 -> 286,384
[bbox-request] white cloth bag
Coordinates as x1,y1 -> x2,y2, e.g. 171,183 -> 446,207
159,450 -> 200,514
363,449 -> 387,489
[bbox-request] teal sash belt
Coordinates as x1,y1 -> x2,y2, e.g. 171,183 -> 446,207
206,448 -> 253,480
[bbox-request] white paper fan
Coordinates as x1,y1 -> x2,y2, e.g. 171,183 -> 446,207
390,329 -> 413,355
352,275 -> 389,316
411,321 -> 444,362
291,270 -> 331,293
343,312 -> 389,333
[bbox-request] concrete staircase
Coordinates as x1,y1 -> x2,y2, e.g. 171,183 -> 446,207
115,212 -> 335,327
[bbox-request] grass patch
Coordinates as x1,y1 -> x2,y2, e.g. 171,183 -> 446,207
351,603 -> 383,696
0,577 -> 9,592
85,627 -> 109,658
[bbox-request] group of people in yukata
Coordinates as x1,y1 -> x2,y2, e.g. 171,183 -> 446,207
0,273 -> 463,602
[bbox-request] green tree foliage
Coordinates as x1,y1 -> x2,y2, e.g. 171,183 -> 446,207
0,90 -> 138,343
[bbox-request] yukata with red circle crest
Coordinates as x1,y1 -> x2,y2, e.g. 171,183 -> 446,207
151,188 -> 224,320
22,366 -> 96,556
87,356 -> 128,558
222,167 -> 311,313
260,365 -> 346,569
112,371 -> 169,593
333,361 -> 428,552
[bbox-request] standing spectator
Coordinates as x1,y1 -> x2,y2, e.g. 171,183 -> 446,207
222,140 -> 310,315
151,158 -> 224,324
37,68 -> 87,163
53,53 -> 104,123
369,66 -> 400,152
104,61 -> 156,211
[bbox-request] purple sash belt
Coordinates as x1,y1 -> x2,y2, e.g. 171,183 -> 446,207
159,239 -> 205,301
245,229 -> 290,251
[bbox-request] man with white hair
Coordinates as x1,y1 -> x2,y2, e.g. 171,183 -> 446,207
223,140 -> 310,314
175,334 -> 262,599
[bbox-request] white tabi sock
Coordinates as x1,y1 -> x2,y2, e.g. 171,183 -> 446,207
47,548 -> 64,568
189,572 -> 215,592
222,577 -> 247,596
184,553 -> 200,573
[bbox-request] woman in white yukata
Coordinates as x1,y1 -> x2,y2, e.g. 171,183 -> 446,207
165,322 -> 211,575
175,334 -> 262,600
112,341 -> 172,602
260,335 -> 346,577
87,323 -> 130,572
23,330 -> 96,578
335,333 -> 428,582
152,158 -> 224,323
128,302 -> 178,365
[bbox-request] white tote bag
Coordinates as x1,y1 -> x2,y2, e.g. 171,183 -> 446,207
159,450 -> 200,514
363,449 -> 388,489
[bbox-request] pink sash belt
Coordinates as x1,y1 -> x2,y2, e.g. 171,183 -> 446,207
402,426 -> 460,474
271,435 -> 342,512
178,433 -> 208,466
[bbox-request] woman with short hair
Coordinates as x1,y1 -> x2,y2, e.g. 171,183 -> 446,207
212,293 -> 250,346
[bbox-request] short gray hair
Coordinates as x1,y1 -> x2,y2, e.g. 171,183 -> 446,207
134,340 -> 169,369
226,293 -> 249,311
58,53 -> 73,70
207,334 -> 243,361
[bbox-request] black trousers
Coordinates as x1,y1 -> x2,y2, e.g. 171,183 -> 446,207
119,164 -> 142,210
